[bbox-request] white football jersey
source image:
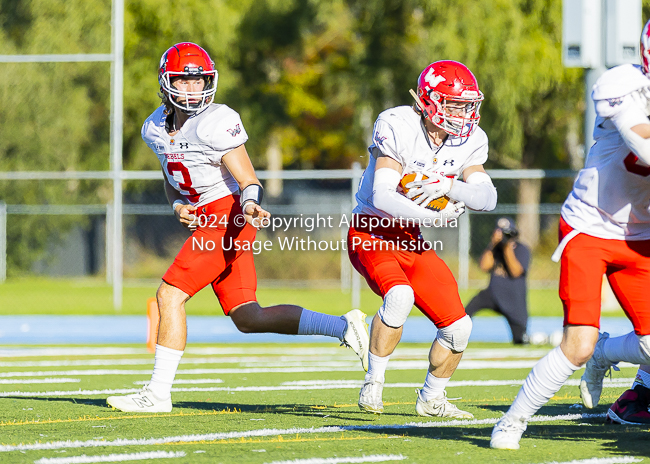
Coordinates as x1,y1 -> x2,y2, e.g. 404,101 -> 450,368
561,64 -> 650,240
142,103 -> 249,206
353,105 -> 489,217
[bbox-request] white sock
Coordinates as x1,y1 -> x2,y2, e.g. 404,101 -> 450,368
420,371 -> 450,401
603,332 -> 650,365
148,344 -> 184,400
297,309 -> 347,340
633,368 -> 650,389
366,352 -> 390,383
508,346 -> 579,419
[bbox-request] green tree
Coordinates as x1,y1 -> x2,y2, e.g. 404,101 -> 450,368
2,0 -> 638,272
0,0 -> 112,274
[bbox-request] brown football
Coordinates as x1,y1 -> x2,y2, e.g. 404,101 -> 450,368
399,172 -> 450,212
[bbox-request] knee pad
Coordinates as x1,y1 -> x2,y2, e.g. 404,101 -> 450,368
377,285 -> 414,328
436,315 -> 472,352
639,335 -> 650,360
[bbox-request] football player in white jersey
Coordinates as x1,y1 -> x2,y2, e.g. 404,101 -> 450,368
348,61 -> 497,417
106,42 -> 369,413
491,21 -> 650,449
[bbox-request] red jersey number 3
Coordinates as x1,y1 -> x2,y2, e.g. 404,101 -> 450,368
167,162 -> 199,197
624,152 -> 650,177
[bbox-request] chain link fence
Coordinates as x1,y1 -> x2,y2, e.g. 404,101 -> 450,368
0,171 -> 583,318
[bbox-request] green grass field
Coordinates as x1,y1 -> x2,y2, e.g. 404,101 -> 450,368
0,342 -> 647,464
0,277 -> 566,318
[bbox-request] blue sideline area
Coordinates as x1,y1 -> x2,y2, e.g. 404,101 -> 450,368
0,316 -> 634,345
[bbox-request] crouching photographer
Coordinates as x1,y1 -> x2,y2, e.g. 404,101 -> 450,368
465,217 -> 531,344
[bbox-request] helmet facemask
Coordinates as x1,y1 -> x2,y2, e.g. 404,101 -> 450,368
411,88 -> 484,137
161,70 -> 217,114
158,43 -> 219,114
431,92 -> 483,137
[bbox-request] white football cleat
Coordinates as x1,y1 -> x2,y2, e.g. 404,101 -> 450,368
341,309 -> 370,372
415,389 -> 473,419
107,387 -> 172,413
490,414 -> 528,450
580,332 -> 614,409
359,379 -> 384,414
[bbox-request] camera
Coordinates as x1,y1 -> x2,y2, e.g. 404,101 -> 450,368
501,227 -> 519,240
496,217 -> 518,242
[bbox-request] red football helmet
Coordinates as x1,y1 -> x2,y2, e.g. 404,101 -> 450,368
411,61 -> 484,137
159,42 -> 218,113
641,19 -> 650,76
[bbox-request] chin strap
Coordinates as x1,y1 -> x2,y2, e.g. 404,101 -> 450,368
409,89 -> 436,120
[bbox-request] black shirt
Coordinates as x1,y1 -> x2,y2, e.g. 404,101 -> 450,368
488,241 -> 531,312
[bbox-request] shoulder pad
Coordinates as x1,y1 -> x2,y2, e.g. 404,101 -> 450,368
195,104 -> 246,149
141,106 -> 166,142
592,64 -> 650,101
377,105 -> 418,122
376,106 -> 419,134
470,126 -> 488,144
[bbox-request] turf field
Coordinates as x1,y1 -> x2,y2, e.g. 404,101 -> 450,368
0,342 -> 647,464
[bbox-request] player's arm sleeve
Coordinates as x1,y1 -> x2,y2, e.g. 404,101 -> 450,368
448,169 -> 497,212
373,167 -> 447,221
448,133 -> 496,211
596,95 -> 650,165
371,119 -> 406,165
197,107 -> 249,163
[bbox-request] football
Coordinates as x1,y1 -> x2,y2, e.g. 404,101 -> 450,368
399,172 -> 450,212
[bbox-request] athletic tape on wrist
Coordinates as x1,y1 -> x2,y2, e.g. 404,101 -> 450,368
241,184 -> 264,207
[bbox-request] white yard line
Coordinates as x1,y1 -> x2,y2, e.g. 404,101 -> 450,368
185,347 -> 363,356
0,360 -> 640,376
33,451 -> 186,464
0,378 -> 79,384
0,360 -> 521,370
264,455 -> 407,464
0,348 -> 147,358
0,368 -> 357,378
0,360 -> 611,379
0,356 -> 357,368
0,369 -> 156,378
281,378 -> 636,388
539,458 -> 643,464
0,347 -> 344,358
133,379 -> 223,385
0,346 -> 602,361
0,378 -> 636,397
0,360 -> 156,368
457,348 -> 552,359
0,413 -> 605,453
188,347 -> 554,359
